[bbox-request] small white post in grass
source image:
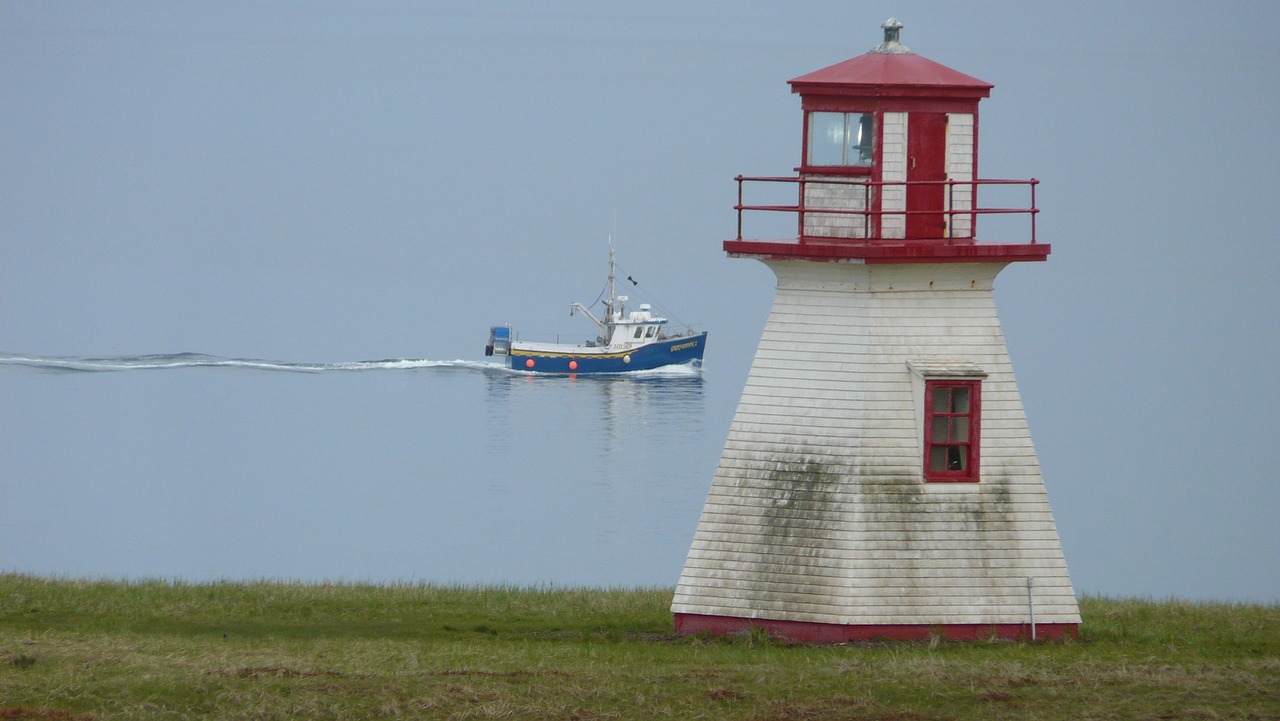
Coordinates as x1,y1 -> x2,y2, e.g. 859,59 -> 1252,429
1027,577 -> 1037,641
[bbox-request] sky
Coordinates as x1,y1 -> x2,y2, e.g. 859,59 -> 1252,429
2,1 -> 1278,603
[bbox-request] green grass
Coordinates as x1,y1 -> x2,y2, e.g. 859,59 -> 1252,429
2,574 -> 1277,720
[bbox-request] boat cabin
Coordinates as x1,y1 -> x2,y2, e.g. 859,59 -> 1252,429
604,302 -> 667,348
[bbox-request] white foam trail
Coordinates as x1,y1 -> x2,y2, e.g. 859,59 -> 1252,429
0,354 -> 702,380
0,352 -> 508,375
628,362 -> 703,378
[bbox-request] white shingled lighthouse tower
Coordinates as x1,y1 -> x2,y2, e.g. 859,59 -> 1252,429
672,20 -> 1080,642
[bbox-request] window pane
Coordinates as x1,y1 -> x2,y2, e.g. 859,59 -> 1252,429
951,387 -> 970,413
853,113 -> 873,165
931,417 -> 950,442
948,445 -> 966,471
808,112 -> 845,166
808,112 -> 873,166
932,386 -> 950,413
930,446 -> 950,472
952,417 -> 969,442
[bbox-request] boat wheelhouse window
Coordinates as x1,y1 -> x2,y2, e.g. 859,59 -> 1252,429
807,111 -> 873,167
633,327 -> 643,339
645,326 -> 657,338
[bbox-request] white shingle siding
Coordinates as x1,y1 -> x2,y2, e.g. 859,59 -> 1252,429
945,113 -> 975,239
880,112 -> 908,239
802,175 -> 871,239
673,259 -> 1080,628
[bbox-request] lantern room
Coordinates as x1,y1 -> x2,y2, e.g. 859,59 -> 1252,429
728,18 -> 1045,263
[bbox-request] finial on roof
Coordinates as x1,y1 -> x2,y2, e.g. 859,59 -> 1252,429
870,18 -> 911,55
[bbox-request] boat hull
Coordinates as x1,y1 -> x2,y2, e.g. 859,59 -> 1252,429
507,333 -> 707,374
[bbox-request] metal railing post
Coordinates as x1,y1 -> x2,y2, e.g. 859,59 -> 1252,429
863,180 -> 872,238
735,175 -> 744,240
1030,178 -> 1038,244
797,176 -> 807,240
946,179 -> 954,241
972,178 -> 979,240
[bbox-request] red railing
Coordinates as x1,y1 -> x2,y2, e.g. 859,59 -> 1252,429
733,175 -> 1039,244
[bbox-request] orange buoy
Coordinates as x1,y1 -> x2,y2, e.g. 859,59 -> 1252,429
569,360 -> 578,370
525,358 -> 535,368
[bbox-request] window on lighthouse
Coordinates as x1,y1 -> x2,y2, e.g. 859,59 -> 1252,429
807,111 -> 873,167
924,379 -> 981,482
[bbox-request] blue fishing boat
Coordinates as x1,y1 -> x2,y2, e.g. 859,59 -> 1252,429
485,247 -> 707,374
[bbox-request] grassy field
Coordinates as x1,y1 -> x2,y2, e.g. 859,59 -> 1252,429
1,574 -> 1277,720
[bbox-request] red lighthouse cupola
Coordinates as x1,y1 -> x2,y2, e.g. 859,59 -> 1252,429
727,18 -> 1046,264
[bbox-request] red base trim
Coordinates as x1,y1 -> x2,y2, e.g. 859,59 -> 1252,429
723,239 -> 1050,264
674,613 -> 1077,643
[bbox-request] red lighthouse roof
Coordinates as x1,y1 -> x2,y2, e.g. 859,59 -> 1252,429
789,19 -> 993,99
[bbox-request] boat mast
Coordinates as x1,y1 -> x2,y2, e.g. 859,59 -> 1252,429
607,242 -> 617,322
568,240 -> 619,343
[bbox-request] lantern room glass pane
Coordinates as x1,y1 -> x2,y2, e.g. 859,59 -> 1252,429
807,111 -> 872,167
808,112 -> 845,166
854,113 -> 873,164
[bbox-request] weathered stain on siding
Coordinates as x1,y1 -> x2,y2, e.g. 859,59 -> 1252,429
672,258 -> 1081,628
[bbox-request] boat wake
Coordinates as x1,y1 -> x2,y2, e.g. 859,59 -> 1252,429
0,352 -> 502,375
0,352 -> 702,378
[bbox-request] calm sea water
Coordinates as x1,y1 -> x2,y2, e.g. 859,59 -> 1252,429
0,353 -> 726,587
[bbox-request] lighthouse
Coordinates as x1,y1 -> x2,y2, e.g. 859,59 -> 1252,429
672,20 -> 1080,642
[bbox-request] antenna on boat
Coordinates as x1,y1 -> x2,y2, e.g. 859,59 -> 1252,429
607,237 -> 617,323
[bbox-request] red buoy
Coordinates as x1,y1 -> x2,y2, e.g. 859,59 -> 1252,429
569,360 -> 578,370
525,358 -> 535,368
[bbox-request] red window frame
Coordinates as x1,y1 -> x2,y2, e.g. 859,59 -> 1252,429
924,378 -> 981,482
